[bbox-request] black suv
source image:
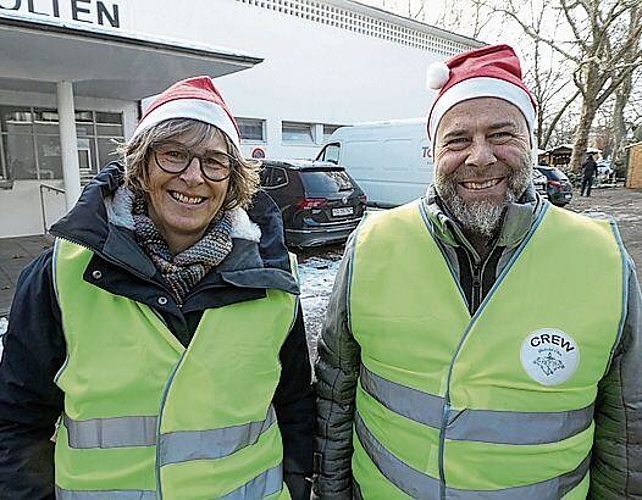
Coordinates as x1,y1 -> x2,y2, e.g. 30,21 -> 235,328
260,160 -> 367,248
535,165 -> 573,207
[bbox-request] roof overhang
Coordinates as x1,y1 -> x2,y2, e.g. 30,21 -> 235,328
0,12 -> 264,101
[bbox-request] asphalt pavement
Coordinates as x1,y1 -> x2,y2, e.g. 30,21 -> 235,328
0,235 -> 53,316
568,187 -> 642,270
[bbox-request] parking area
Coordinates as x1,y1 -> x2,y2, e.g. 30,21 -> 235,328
297,186 -> 642,268
569,187 -> 642,270
1,186 -> 642,322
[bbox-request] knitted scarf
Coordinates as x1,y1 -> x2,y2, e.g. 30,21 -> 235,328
132,194 -> 234,304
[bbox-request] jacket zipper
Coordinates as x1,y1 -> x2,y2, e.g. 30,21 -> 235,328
471,263 -> 482,313
466,237 -> 499,315
439,240 -> 500,498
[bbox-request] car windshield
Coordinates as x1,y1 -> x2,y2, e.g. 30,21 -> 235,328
541,167 -> 569,181
300,169 -> 353,194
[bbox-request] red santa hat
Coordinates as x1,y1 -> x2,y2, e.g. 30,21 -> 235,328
131,76 -> 241,151
427,44 -> 537,151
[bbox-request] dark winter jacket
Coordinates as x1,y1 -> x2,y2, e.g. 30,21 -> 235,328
0,163 -> 314,499
582,156 -> 598,179
314,185 -> 642,499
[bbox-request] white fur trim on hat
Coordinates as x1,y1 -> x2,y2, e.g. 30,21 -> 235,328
132,98 -> 241,150
427,61 -> 450,90
429,76 -> 538,163
429,77 -> 536,140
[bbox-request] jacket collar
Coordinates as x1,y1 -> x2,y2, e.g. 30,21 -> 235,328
50,163 -> 299,295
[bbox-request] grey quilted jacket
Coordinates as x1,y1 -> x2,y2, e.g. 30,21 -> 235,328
314,187 -> 642,499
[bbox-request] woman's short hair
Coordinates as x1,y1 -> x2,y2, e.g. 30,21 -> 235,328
118,118 -> 260,210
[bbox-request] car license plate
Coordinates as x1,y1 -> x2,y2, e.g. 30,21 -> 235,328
332,207 -> 353,217
565,194 -> 572,199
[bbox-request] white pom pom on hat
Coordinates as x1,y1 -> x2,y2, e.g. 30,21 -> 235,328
426,44 -> 537,148
426,61 -> 450,90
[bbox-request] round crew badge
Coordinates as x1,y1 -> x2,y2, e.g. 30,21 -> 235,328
520,329 -> 580,386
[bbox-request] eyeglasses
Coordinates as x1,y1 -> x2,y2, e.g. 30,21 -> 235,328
150,142 -> 235,182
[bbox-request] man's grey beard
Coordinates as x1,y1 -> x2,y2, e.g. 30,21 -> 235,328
435,161 -> 532,238
441,190 -> 512,237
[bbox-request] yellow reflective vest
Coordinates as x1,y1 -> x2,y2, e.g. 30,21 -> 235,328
349,201 -> 625,499
52,239 -> 297,499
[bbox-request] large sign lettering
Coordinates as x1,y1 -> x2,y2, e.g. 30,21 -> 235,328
0,0 -> 123,28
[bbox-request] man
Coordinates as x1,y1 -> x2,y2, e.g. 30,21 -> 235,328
581,153 -> 598,197
314,44 -> 642,499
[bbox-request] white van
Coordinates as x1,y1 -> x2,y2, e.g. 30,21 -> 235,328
316,118 -> 433,207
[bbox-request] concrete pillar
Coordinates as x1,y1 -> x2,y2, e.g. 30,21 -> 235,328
122,103 -> 140,140
56,81 -> 81,211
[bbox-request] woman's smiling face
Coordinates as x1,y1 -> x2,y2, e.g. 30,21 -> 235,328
146,129 -> 230,254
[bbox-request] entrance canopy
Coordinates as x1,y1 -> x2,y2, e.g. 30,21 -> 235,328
0,11 -> 263,212
0,12 -> 263,100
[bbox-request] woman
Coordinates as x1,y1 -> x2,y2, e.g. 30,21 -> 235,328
0,77 -> 313,499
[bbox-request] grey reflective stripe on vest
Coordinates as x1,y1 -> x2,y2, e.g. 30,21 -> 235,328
447,453 -> 590,500
446,403 -> 594,445
355,413 -> 590,499
355,412 -> 441,498
159,406 -> 277,466
219,463 -> 283,500
361,364 -> 593,444
55,486 -> 155,499
64,414 -> 157,449
360,364 -> 443,429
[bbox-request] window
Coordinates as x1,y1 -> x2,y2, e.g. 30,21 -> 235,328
300,169 -> 353,192
282,121 -> 315,144
94,112 -> 123,170
261,166 -> 288,188
322,124 -> 343,143
0,106 -> 124,181
318,143 -> 340,164
236,117 -> 266,142
1,106 -> 34,180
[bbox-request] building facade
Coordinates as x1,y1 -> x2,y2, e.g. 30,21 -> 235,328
0,0 -> 482,238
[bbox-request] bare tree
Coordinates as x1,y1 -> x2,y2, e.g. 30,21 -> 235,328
494,0 -> 642,171
432,0 -> 493,39
605,67 -> 641,152
425,0 -> 582,151
611,72 -> 633,163
632,70 -> 642,125
594,102 -> 617,157
548,101 -> 582,146
520,2 -> 579,149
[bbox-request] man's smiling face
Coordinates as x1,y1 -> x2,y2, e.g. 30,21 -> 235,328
433,97 -> 533,237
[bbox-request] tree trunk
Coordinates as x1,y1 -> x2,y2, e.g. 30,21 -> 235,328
611,75 -> 631,164
570,61 -> 602,172
610,4 -> 640,166
570,98 -> 599,172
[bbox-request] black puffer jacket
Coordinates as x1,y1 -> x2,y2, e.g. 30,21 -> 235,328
0,164 -> 314,499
